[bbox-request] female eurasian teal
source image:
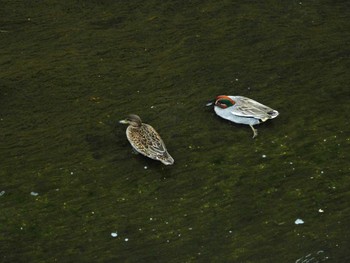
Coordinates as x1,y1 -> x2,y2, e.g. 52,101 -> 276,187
119,114 -> 174,165
210,95 -> 279,138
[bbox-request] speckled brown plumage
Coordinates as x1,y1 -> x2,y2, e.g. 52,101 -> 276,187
120,115 -> 174,165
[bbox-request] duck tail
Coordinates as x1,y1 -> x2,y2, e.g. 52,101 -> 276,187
268,110 -> 279,119
161,154 -> 175,165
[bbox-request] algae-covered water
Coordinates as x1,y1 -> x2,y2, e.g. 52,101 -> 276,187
1,1 -> 349,262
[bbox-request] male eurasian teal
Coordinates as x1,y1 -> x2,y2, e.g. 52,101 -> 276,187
119,114 -> 174,165
210,95 -> 279,138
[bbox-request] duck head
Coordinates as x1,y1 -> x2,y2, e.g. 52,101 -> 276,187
214,95 -> 236,109
119,114 -> 142,127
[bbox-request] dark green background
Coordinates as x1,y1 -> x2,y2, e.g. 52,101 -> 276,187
1,0 -> 349,262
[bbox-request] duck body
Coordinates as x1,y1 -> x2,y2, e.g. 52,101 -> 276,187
120,114 -> 174,165
214,95 -> 279,138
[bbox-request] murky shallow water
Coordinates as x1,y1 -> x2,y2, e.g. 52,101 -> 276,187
1,1 -> 349,262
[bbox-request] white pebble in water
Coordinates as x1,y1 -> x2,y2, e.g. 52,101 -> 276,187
295,218 -> 304,225
262,154 -> 267,158
0,190 -> 5,196
125,238 -> 129,242
111,232 -> 118,237
30,192 -> 39,196
318,209 -> 324,213
144,166 -> 148,170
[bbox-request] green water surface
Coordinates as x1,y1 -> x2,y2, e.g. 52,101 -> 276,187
1,0 -> 349,262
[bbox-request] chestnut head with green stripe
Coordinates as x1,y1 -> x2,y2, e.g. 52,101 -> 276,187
214,95 -> 236,109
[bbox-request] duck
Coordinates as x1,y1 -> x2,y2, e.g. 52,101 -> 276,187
209,95 -> 279,138
119,114 -> 174,165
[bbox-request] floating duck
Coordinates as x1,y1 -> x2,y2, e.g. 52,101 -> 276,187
119,114 -> 174,165
209,95 -> 279,138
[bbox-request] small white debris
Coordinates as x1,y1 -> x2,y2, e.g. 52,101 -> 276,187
144,166 -> 148,170
229,230 -> 232,234
321,171 -> 324,174
262,154 -> 267,158
111,232 -> 118,237
150,217 -> 153,221
150,106 -> 154,109
70,172 -> 74,175
0,190 -> 5,196
30,192 -> 39,196
235,78 -> 239,81
295,218 -> 304,225
318,209 -> 324,213
124,238 -> 129,241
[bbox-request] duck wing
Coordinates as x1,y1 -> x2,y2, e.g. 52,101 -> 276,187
230,96 -> 277,121
127,124 -> 168,157
143,124 -> 168,156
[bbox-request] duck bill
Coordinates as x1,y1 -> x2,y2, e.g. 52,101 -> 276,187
206,99 -> 215,107
119,119 -> 129,124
